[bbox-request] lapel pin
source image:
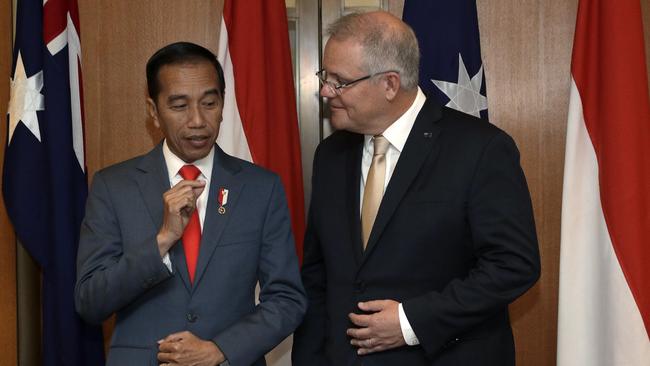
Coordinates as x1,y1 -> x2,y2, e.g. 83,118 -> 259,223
217,188 -> 229,215
423,132 -> 433,138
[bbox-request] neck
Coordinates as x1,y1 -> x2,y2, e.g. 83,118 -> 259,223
371,88 -> 419,135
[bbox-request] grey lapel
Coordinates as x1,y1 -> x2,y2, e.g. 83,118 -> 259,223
360,100 -> 443,266
192,145 -> 243,290
133,144 -> 194,290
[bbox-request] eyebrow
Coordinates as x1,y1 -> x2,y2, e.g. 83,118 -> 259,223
166,88 -> 221,104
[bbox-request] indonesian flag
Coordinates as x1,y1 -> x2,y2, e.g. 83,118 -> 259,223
557,0 -> 650,364
216,0 -> 305,259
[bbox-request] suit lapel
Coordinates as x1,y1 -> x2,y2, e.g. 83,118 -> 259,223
361,100 -> 443,263
345,135 -> 364,264
134,144 -> 192,291
192,146 -> 243,290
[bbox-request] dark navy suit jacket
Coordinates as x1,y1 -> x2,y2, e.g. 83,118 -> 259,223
293,100 -> 540,366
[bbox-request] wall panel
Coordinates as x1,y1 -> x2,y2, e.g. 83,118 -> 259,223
0,0 -> 17,363
476,0 -> 575,364
79,0 -> 223,178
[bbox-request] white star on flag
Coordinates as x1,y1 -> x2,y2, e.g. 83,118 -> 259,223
8,51 -> 45,144
431,53 -> 488,118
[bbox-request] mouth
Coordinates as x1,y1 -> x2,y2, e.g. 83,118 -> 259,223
185,135 -> 211,148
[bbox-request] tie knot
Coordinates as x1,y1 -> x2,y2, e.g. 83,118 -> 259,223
373,135 -> 389,156
179,164 -> 201,180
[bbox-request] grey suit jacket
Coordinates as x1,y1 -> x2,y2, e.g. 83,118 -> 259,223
75,143 -> 307,366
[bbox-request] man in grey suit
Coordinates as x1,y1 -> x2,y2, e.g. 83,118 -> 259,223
75,42 -> 306,366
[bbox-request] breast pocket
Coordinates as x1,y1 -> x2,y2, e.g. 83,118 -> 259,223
403,189 -> 456,204
218,229 -> 261,246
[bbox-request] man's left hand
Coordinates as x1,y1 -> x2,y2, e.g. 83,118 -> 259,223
157,330 -> 225,366
347,299 -> 406,355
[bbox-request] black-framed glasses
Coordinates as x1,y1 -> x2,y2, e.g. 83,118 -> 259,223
315,69 -> 398,95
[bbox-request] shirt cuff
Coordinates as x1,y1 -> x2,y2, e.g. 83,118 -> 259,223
398,303 -> 420,346
162,253 -> 173,273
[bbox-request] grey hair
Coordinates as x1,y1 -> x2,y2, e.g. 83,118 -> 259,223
326,12 -> 420,90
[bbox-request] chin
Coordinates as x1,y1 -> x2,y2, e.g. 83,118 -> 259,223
329,118 -> 348,132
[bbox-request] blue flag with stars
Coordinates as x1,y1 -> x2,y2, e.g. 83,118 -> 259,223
3,0 -> 104,364
403,0 -> 489,119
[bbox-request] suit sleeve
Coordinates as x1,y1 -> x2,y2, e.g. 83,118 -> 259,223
291,146 -> 329,366
212,175 -> 307,366
74,171 -> 172,324
402,131 -> 541,356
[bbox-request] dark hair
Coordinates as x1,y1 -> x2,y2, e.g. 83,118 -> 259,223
146,41 -> 225,102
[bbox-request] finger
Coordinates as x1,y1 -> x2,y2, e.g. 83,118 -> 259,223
165,181 -> 204,200
349,312 -> 372,327
357,344 -> 386,355
180,196 -> 195,214
161,331 -> 187,343
358,300 -> 388,312
158,340 -> 181,353
157,351 -> 176,363
191,182 -> 205,197
347,327 -> 372,340
174,180 -> 206,189
166,185 -> 199,200
351,337 -> 381,349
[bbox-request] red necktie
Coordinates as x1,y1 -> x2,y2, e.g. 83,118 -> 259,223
179,164 -> 201,284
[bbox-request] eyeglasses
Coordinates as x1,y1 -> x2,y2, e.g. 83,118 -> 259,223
315,69 -> 398,95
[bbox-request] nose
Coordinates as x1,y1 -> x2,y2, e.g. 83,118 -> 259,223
187,104 -> 204,127
319,83 -> 337,98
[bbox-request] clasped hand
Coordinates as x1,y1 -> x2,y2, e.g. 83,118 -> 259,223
347,299 -> 406,355
157,330 -> 224,366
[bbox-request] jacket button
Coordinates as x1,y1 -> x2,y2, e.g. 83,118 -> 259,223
355,281 -> 366,293
186,313 -> 198,322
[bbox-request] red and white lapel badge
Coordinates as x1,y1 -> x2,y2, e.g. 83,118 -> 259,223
217,188 -> 229,215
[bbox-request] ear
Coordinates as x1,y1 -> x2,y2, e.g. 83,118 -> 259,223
146,98 -> 160,128
383,72 -> 401,101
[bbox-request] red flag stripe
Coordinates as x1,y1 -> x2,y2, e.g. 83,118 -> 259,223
222,0 -> 306,259
572,0 -> 650,336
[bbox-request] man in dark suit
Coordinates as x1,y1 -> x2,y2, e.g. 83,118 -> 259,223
292,11 -> 540,366
75,42 -> 306,366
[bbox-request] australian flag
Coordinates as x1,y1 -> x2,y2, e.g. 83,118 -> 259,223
3,0 -> 104,365
403,0 -> 489,119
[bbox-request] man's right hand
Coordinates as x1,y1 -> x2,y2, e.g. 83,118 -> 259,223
157,179 -> 206,256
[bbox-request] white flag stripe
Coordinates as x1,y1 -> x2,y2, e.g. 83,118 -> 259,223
557,79 -> 650,366
216,19 -> 253,162
67,13 -> 84,171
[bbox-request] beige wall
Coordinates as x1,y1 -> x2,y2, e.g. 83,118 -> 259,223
0,1 -> 649,364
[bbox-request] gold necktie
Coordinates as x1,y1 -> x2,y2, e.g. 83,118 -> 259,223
361,135 -> 390,249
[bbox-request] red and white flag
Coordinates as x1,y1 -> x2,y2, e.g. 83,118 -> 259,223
557,0 -> 650,364
217,0 -> 305,259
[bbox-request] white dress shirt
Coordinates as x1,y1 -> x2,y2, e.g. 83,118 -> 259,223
161,140 -> 215,272
359,87 -> 426,346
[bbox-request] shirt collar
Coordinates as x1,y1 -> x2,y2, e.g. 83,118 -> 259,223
162,140 -> 215,182
364,87 -> 427,152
